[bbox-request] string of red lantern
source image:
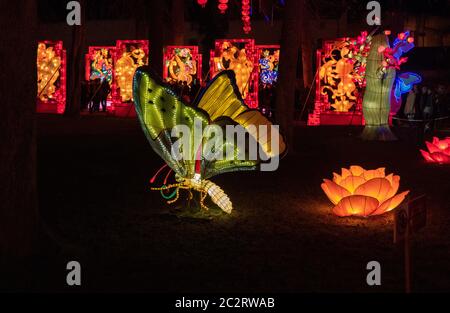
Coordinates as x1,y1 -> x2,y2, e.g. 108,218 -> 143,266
241,0 -> 251,33
197,0 -> 207,8
218,0 -> 228,14
196,0 -> 251,32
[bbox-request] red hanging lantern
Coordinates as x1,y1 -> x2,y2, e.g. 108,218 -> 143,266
218,0 -> 228,14
197,0 -> 208,8
241,0 -> 251,34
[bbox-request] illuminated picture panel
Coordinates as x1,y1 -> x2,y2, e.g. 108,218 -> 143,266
36,40 -> 66,114
318,38 -> 363,113
209,39 -> 258,108
114,40 -> 149,103
256,45 -> 279,116
308,37 -> 366,126
163,46 -> 202,87
85,46 -> 115,84
256,45 -> 280,87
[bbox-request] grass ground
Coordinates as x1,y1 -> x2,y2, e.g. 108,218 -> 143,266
34,114 -> 450,292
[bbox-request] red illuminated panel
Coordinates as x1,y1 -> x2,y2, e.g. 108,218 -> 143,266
36,40 -> 66,114
85,46 -> 115,84
163,46 -> 202,86
113,40 -> 149,106
209,39 -> 258,108
308,37 -> 366,125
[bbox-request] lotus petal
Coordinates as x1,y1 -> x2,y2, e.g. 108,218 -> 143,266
321,179 -> 351,205
420,149 -> 434,162
384,174 -> 400,199
432,136 -> 440,146
362,167 -> 385,180
332,172 -> 342,184
333,195 -> 379,217
429,152 -> 450,164
354,177 -> 392,203
371,190 -> 409,215
349,165 -> 364,177
425,141 -> 441,154
339,175 -> 366,193
340,167 -> 352,180
436,140 -> 449,150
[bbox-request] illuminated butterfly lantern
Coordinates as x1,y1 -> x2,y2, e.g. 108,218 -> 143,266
133,67 -> 286,214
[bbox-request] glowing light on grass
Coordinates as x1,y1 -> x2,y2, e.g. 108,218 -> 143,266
420,137 -> 450,164
321,166 -> 409,217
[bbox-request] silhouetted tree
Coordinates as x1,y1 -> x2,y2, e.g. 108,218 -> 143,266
65,0 -> 85,116
171,0 -> 185,45
276,0 -> 304,151
148,0 -> 167,76
0,0 -> 38,289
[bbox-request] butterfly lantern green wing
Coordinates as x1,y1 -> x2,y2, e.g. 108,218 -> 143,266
133,67 -> 286,213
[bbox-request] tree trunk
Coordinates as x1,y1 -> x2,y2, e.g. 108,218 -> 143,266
171,0 -> 185,45
65,0 -> 85,116
148,0 -> 167,77
0,0 -> 38,289
301,6 -> 313,89
276,0 -> 303,151
135,0 -> 149,39
361,34 -> 397,141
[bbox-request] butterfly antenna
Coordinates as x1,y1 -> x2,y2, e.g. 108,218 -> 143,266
163,168 -> 173,185
150,164 -> 168,184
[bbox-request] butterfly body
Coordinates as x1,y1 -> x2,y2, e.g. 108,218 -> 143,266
151,175 -> 232,213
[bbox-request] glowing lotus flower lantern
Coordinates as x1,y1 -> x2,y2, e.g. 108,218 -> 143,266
321,166 -> 409,217
420,137 -> 450,164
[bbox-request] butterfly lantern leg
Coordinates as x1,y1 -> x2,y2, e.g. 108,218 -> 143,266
151,178 -> 232,214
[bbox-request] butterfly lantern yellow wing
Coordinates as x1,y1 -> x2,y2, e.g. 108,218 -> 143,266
133,66 -> 286,213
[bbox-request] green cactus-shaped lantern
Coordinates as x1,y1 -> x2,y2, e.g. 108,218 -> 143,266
361,34 -> 397,141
